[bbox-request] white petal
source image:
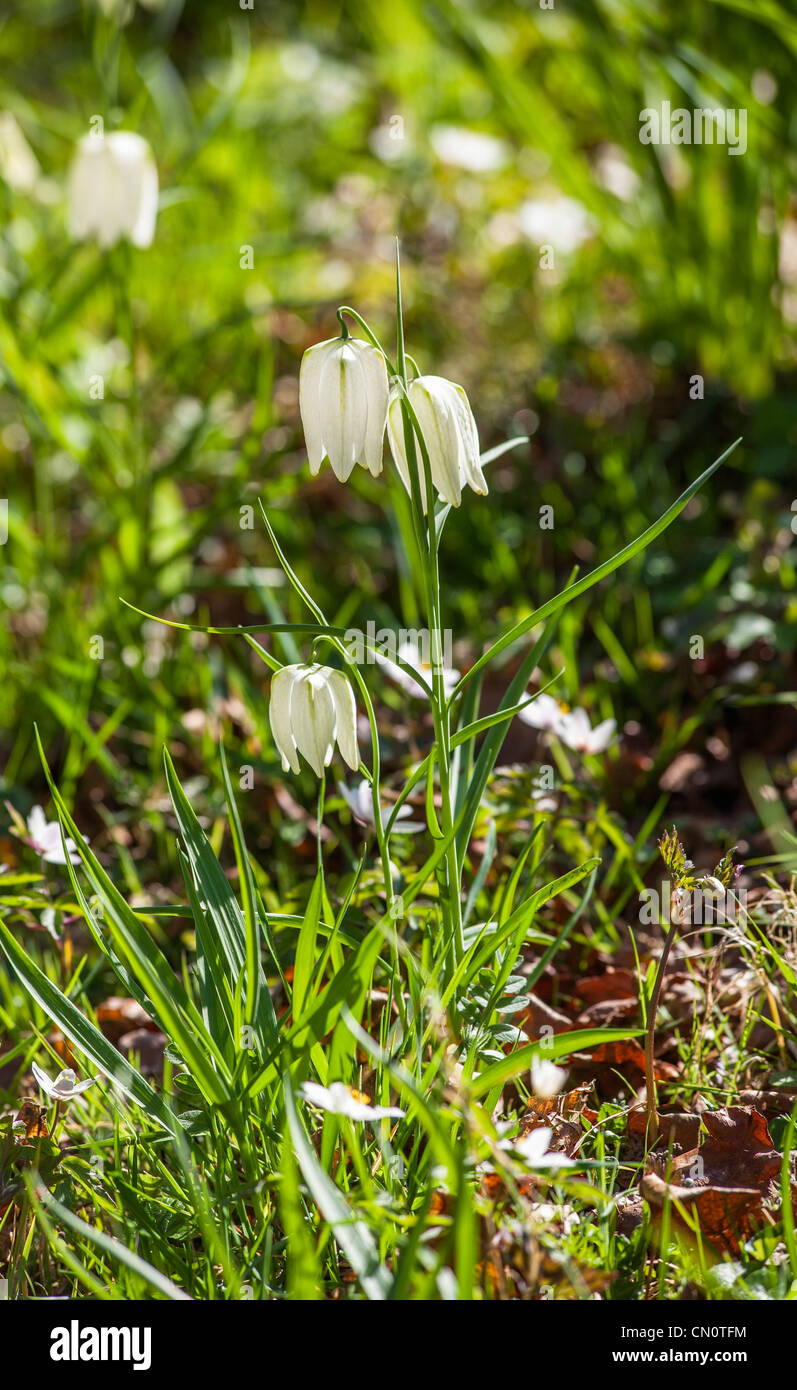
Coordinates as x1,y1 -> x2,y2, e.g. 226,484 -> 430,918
518,691 -> 562,731
129,147 -> 158,248
319,342 -> 365,481
589,718 -> 617,753
269,666 -> 301,774
387,391 -> 427,510
357,341 -> 389,476
556,708 -> 591,750
70,1076 -> 99,1096
410,377 -> 462,508
338,780 -> 374,825
530,1056 -> 568,1099
299,339 -> 335,475
291,667 -> 336,777
68,139 -> 101,241
300,1081 -> 337,1110
32,1060 -> 54,1096
68,132 -> 158,250
326,670 -> 360,771
27,805 -> 48,845
447,381 -> 487,495
106,133 -> 149,246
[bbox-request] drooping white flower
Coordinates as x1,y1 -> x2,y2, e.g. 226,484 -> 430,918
300,1080 -> 404,1121
554,708 -> 616,755
32,1061 -> 98,1102
530,1056 -> 568,1099
299,335 -> 389,481
518,691 -> 563,733
337,779 -> 424,834
269,664 -> 359,778
68,131 -> 158,249
0,112 -> 40,194
387,375 -> 487,510
375,638 -> 460,701
26,806 -> 82,866
513,1126 -> 575,1171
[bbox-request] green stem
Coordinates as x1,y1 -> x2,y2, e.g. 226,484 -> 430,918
644,909 -> 679,1146
394,245 -> 463,974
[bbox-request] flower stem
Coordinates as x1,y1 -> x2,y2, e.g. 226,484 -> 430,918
394,246 -> 464,975
644,912 -> 679,1146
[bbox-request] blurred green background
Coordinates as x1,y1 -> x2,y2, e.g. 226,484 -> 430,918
0,0 -> 795,888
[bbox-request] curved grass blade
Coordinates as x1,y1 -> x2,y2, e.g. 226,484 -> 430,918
284,1075 -> 392,1300
0,918 -> 182,1134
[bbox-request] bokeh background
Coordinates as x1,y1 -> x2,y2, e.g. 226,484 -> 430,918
1,0 -> 796,895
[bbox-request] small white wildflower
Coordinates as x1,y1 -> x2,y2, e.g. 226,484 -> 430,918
337,779 -> 423,833
554,708 -> 616,754
530,1056 -> 568,1099
300,1081 -> 404,1121
26,806 -> 82,866
32,1061 -> 98,1102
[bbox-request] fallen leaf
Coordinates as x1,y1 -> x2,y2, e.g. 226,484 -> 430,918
96,997 -> 158,1044
520,993 -> 572,1041
574,968 -> 637,1004
520,1082 -> 594,1128
641,1170 -> 765,1256
627,1107 -> 702,1149
14,1099 -> 49,1141
641,1105 -> 789,1255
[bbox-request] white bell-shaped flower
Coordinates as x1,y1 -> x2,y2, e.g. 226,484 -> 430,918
299,335 -> 389,481
269,664 -> 359,778
387,374 -> 487,510
68,131 -> 158,249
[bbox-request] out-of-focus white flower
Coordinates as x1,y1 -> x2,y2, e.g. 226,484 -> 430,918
269,664 -> 359,778
0,113 -> 40,193
299,335 -> 389,481
594,144 -> 639,202
555,708 -> 616,754
300,1080 -> 405,1121
68,131 -> 158,249
32,1061 -> 98,1102
369,119 -> 413,164
387,375 -> 487,510
530,1056 -> 568,1099
518,691 -> 563,732
337,779 -> 424,833
752,69 -> 778,106
513,1126 -> 575,1170
518,195 -> 594,255
531,1201 -> 580,1235
530,777 -> 557,814
27,806 -> 81,866
376,639 -> 460,700
779,220 -> 797,286
430,124 -> 508,173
